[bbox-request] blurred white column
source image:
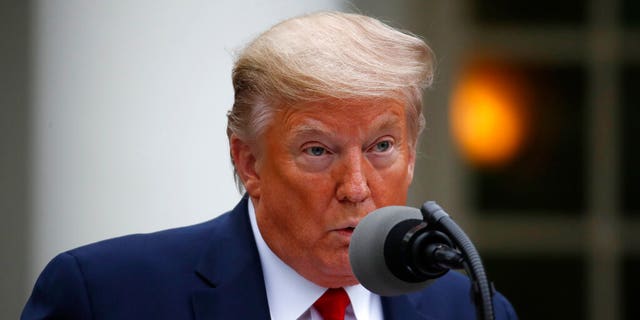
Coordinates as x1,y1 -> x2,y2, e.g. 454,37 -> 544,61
29,0 -> 345,284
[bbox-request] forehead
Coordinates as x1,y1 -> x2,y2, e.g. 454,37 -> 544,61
276,100 -> 407,133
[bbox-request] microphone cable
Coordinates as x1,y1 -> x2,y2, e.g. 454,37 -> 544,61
421,201 -> 495,320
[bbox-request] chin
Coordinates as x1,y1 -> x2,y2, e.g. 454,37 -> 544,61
317,264 -> 357,287
314,273 -> 359,288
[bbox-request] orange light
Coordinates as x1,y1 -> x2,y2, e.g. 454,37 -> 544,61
450,69 -> 527,167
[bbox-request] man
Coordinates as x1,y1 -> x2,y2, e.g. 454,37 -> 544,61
23,11 -> 517,319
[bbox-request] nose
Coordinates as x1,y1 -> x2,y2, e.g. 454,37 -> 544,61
336,151 -> 371,203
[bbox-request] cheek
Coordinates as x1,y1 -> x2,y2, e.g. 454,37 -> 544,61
276,159 -> 336,195
371,159 -> 413,202
288,174 -> 338,218
260,176 -> 332,248
262,161 -> 336,219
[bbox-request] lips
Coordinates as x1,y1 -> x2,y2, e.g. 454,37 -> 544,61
335,227 -> 355,236
335,223 -> 357,231
331,218 -> 360,238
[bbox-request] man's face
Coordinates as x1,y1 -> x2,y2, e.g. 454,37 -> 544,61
243,100 -> 416,287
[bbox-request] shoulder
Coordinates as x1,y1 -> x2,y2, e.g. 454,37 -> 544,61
67,217 -> 220,266
408,271 -> 518,320
22,202 -> 249,319
65,199 -> 248,268
37,213 -> 228,286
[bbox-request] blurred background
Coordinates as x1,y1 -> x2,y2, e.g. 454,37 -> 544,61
1,0 -> 638,319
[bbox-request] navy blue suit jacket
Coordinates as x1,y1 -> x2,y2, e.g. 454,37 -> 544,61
22,198 -> 518,319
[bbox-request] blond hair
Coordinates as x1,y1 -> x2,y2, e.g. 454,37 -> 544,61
227,11 -> 434,190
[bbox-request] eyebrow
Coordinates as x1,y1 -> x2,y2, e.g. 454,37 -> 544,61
290,120 -> 336,138
290,113 -> 404,140
370,115 -> 403,132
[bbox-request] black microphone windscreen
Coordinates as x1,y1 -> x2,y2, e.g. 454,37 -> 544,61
349,206 -> 435,296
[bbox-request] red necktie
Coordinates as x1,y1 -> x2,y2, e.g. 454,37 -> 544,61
313,288 -> 351,320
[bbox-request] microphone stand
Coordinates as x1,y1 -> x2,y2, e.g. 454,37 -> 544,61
421,201 -> 495,320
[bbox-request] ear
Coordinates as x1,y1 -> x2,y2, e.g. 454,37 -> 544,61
230,135 -> 262,198
407,147 -> 416,184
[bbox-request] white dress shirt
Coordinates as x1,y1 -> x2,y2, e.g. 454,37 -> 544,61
248,200 -> 384,320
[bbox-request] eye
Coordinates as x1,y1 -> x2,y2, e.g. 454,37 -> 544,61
373,140 -> 392,152
305,146 -> 327,156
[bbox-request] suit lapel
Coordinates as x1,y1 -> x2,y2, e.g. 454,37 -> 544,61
191,197 -> 271,319
382,294 -> 438,320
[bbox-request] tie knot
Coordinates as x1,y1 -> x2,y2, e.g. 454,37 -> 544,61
313,288 -> 351,320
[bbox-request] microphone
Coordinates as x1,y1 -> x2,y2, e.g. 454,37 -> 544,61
349,205 -> 463,296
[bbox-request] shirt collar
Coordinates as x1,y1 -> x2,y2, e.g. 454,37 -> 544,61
247,199 -> 379,320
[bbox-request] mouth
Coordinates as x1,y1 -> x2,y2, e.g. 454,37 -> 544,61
335,226 -> 355,236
